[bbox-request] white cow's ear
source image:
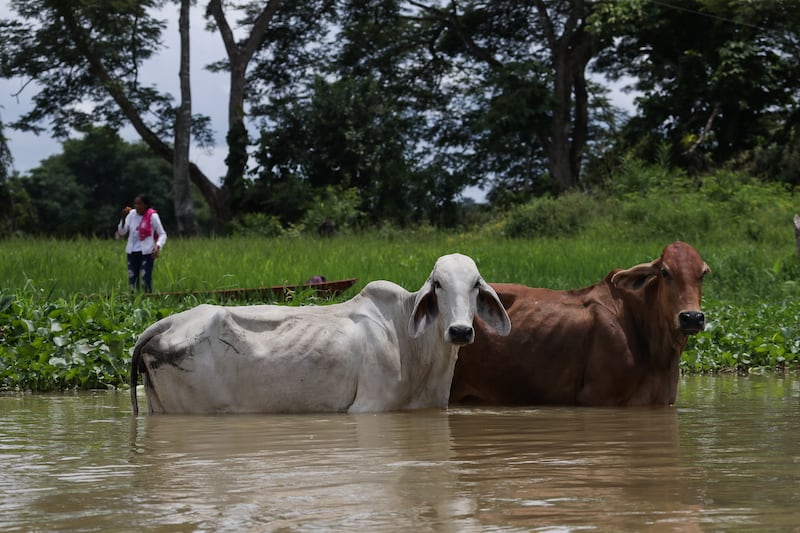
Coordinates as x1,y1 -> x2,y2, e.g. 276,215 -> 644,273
409,280 -> 438,338
477,280 -> 511,336
611,260 -> 658,291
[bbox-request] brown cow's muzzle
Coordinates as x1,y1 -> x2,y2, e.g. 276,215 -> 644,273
678,311 -> 705,334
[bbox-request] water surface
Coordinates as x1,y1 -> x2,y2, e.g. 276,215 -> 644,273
1,375 -> 798,531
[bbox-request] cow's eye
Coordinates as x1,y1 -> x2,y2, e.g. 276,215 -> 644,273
660,268 -> 671,279
433,280 -> 442,289
473,280 -> 481,290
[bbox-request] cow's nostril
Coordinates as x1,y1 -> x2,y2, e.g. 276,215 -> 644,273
448,325 -> 474,344
679,311 -> 705,332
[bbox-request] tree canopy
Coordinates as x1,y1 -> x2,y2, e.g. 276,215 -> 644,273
10,127 -> 175,237
1,0 -> 799,238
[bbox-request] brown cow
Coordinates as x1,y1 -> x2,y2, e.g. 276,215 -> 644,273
451,241 -> 710,407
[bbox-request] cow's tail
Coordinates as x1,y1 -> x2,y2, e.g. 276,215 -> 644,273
130,336 -> 145,416
130,321 -> 169,416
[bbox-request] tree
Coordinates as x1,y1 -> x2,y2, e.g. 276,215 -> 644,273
254,76 -> 423,226
205,0 -> 338,219
12,127 -> 175,236
251,0 -> 470,227
591,0 -> 800,174
173,0 -> 199,235
0,116 -> 13,235
0,0 -> 221,231
204,0 -> 277,217
0,1 -> 331,232
408,0 -> 597,195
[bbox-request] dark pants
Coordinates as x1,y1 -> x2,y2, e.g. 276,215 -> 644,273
128,252 -> 155,293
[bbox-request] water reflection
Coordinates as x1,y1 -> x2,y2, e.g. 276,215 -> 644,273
1,375 -> 799,531
129,411 -> 461,531
445,406 -> 706,531
0,392 -> 135,532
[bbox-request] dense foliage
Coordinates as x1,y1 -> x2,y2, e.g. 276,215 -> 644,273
592,0 -> 800,178
1,1 -> 799,234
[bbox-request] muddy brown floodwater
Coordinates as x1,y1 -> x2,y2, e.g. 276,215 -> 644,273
1,374 -> 798,531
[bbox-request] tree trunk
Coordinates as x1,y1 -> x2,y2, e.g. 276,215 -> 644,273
569,28 -> 592,182
547,49 -> 575,192
174,0 -> 199,236
535,0 -> 590,194
206,0 -> 281,226
224,63 -> 248,215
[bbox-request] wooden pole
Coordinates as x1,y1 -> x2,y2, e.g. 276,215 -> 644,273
794,214 -> 800,263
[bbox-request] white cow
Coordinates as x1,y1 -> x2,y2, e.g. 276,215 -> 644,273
130,253 -> 511,414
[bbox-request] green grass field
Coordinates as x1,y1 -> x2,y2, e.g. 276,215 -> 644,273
3,231 -> 798,301
2,227 -> 800,391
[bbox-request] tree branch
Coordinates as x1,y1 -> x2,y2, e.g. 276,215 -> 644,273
54,4 -> 221,212
685,102 -> 720,155
407,0 -> 503,70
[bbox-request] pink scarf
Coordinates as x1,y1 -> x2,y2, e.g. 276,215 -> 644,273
138,208 -> 156,241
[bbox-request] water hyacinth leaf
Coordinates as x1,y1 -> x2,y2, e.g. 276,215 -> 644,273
98,318 -> 117,330
53,336 -> 67,347
16,344 -> 37,358
0,295 -> 13,313
102,335 -> 125,357
50,320 -> 63,332
17,319 -> 35,333
79,304 -> 100,322
74,341 -> 93,355
70,349 -> 86,365
48,356 -> 68,368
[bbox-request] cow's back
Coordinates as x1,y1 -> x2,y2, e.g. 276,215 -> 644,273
451,282 -> 624,405
137,302 -> 371,413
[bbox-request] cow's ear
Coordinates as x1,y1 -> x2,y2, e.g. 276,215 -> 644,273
409,280 -> 438,338
611,260 -> 658,291
477,280 -> 512,336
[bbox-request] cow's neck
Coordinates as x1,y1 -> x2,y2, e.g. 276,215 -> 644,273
627,285 -> 687,404
625,286 -> 687,368
403,326 -> 459,410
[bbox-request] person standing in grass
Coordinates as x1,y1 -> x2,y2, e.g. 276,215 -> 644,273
115,193 -> 167,293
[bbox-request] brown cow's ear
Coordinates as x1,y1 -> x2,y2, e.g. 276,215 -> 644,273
611,260 -> 658,291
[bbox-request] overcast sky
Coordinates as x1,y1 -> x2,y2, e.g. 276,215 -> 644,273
1,3 -> 636,202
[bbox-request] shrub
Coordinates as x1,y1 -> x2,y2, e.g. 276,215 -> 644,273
229,212 -> 284,237
301,185 -> 364,234
611,191 -> 714,243
503,192 -> 596,238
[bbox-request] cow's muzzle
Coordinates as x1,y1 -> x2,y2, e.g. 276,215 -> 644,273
448,325 -> 475,345
678,311 -> 705,334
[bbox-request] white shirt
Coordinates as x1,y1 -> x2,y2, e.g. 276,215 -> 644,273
117,210 -> 167,254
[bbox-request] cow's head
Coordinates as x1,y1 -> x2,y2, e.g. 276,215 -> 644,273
409,253 -> 512,344
611,242 -> 710,335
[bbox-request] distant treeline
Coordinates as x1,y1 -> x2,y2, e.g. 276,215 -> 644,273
1,1 -> 799,235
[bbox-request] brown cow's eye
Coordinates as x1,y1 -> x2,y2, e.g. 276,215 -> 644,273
661,268 -> 670,279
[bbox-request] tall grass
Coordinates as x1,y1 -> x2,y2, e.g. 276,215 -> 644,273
3,173 -> 800,390
3,232 -> 798,304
